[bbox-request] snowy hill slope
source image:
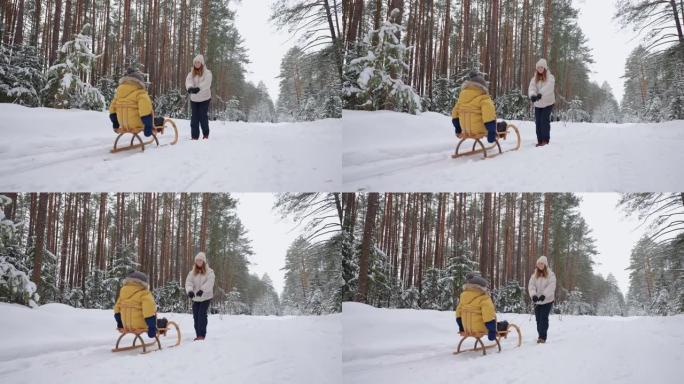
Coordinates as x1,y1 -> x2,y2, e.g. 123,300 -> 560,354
0,104 -> 341,191
342,302 -> 683,384
0,303 -> 341,384
342,110 -> 684,191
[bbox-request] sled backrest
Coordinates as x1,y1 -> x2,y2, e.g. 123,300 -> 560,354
119,302 -> 143,331
461,303 -> 485,336
457,105 -> 485,138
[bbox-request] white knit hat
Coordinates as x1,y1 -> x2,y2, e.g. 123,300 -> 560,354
536,58 -> 548,70
195,252 -> 207,264
536,255 -> 549,267
193,54 -> 205,66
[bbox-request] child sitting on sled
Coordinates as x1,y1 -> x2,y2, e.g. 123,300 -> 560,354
108,67 -> 155,137
455,272 -> 499,341
114,271 -> 159,338
451,71 -> 504,143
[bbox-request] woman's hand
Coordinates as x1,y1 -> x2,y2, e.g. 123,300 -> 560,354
197,290 -> 204,297
532,295 -> 539,302
188,291 -> 195,299
539,295 -> 545,302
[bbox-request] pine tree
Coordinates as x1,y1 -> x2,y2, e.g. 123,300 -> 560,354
0,195 -> 39,307
42,24 -> 104,111
345,9 -> 421,114
0,43 -> 45,106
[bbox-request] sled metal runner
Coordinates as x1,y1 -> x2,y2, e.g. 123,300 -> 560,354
450,105 -> 521,159
112,320 -> 181,354
110,101 -> 179,153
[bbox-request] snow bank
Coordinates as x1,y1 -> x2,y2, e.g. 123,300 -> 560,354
342,302 -> 683,384
342,110 -> 684,191
0,302 -> 341,384
0,104 -> 341,191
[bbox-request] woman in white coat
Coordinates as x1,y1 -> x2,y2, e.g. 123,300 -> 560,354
185,54 -> 212,140
185,252 -> 215,340
528,58 -> 555,147
528,255 -> 557,343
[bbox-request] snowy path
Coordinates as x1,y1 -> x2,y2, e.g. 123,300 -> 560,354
343,303 -> 684,384
0,104 -> 341,191
342,110 -> 684,191
0,303 -> 341,384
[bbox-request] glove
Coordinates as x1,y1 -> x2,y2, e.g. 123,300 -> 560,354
109,113 -> 120,129
145,315 -> 157,338
484,121 -> 497,143
452,118 -> 462,136
188,87 -> 200,94
539,295 -> 545,302
197,290 -> 203,297
536,93 -> 542,101
141,114 -> 154,137
456,317 -> 464,333
114,313 -> 123,330
530,95 -> 537,102
485,320 -> 497,341
532,295 -> 539,303
188,291 -> 195,299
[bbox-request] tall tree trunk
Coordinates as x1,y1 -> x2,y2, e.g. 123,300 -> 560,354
356,193 -> 380,303
31,193 -> 49,291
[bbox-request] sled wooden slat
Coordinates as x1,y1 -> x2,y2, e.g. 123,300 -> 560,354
451,105 -> 521,159
112,320 -> 181,354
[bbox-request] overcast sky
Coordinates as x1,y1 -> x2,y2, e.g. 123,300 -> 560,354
232,1 -> 294,103
577,193 -> 645,296
234,193 -> 302,295
574,0 -> 640,103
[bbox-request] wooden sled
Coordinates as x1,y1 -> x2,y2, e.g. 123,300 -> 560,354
112,319 -> 181,354
112,304 -> 181,354
451,105 -> 521,159
110,101 -> 179,153
452,305 -> 522,356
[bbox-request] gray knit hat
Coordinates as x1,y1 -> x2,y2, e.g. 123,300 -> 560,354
125,67 -> 145,83
127,270 -> 149,284
468,70 -> 488,89
466,272 -> 489,288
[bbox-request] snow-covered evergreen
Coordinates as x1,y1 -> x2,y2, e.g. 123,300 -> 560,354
0,195 -> 39,307
0,43 -> 44,106
281,236 -> 341,315
42,24 -> 104,111
344,9 -> 422,114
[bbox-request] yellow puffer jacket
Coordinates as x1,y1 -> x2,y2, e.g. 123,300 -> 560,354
113,278 -> 157,330
108,76 -> 153,132
451,81 -> 497,136
455,284 -> 496,334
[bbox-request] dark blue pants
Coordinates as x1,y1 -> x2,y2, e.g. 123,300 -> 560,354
535,105 -> 553,143
190,99 -> 211,139
535,302 -> 553,340
192,299 -> 210,337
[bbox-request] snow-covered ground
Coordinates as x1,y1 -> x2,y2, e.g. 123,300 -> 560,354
0,303 -> 341,384
342,110 -> 684,191
0,104 -> 341,191
343,302 -> 684,384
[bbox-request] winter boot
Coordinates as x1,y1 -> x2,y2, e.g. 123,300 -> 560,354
202,135 -> 209,140
194,336 -> 205,341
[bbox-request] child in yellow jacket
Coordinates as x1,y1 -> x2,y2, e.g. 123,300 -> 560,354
451,71 -> 498,143
108,68 -> 154,137
114,271 -> 158,338
455,272 -> 497,341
